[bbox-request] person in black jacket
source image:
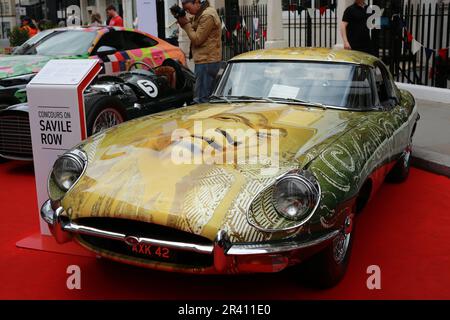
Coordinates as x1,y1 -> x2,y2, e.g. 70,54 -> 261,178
340,0 -> 375,55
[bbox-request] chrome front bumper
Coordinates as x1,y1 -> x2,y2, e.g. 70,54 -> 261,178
41,200 -> 340,274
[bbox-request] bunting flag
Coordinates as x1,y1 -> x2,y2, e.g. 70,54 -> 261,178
241,18 -> 246,30
246,31 -> 251,40
235,21 -> 241,31
263,30 -> 267,40
221,20 -> 227,31
289,3 -> 297,12
425,47 -> 435,60
307,8 -> 316,18
253,17 -> 259,32
439,48 -> 449,60
411,39 -> 422,55
319,6 -> 327,16
226,31 -> 231,39
398,17 -> 450,59
406,31 -> 413,43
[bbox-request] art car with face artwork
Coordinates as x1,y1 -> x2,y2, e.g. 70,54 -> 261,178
40,48 -> 419,288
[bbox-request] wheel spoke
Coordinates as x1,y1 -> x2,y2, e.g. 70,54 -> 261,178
92,108 -> 123,135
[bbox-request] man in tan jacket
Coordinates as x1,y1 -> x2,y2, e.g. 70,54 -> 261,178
177,0 -> 223,103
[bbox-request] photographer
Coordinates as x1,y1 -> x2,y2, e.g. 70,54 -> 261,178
173,0 -> 222,103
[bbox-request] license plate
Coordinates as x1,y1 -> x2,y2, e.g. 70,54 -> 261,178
129,243 -> 171,260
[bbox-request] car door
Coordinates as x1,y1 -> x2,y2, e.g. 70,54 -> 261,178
121,31 -> 167,69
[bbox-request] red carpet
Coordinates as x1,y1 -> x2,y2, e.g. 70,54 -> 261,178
0,161 -> 449,300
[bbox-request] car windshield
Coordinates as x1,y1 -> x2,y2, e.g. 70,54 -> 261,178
214,61 -> 374,110
13,30 -> 96,56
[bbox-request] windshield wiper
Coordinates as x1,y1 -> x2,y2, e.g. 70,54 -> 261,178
209,95 -> 273,103
209,95 -> 232,104
267,97 -> 327,110
228,95 -> 270,101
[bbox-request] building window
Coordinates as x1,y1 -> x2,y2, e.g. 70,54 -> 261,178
1,21 -> 10,38
0,0 -> 11,16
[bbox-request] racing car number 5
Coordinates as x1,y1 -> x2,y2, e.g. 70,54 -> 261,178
137,80 -> 159,98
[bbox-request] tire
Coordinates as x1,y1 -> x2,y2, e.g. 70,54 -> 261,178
386,139 -> 412,183
85,96 -> 127,136
297,212 -> 355,289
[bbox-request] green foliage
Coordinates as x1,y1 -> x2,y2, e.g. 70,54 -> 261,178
38,20 -> 56,31
8,26 -> 29,47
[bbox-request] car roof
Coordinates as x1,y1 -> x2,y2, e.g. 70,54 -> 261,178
231,47 -> 380,67
47,26 -> 153,37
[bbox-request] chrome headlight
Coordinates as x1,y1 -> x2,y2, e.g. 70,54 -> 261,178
272,171 -> 320,221
51,149 -> 87,192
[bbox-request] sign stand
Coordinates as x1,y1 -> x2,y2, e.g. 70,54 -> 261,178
16,59 -> 101,257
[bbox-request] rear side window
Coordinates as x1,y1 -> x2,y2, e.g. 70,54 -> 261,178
122,31 -> 158,50
372,62 -> 397,108
94,31 -> 125,52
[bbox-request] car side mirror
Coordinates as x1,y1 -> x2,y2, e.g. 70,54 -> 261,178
96,46 -> 117,56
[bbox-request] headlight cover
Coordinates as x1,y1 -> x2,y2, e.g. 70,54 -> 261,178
247,170 -> 321,232
272,171 -> 320,221
51,149 -> 87,192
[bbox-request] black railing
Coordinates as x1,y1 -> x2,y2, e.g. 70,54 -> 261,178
217,1 -> 449,89
217,4 -> 267,61
285,0 -> 337,48
378,2 -> 450,88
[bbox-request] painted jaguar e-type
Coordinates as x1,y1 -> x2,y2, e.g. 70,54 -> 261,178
41,48 -> 419,288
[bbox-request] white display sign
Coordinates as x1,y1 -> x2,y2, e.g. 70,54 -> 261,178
136,0 -> 158,36
27,59 -> 101,235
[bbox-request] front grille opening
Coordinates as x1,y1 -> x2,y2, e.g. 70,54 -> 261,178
75,218 -> 213,245
0,113 -> 32,159
75,218 -> 214,268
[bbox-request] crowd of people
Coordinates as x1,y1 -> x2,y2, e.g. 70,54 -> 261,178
18,4 -> 124,39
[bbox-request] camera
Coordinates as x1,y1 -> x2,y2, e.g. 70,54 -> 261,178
170,4 -> 186,19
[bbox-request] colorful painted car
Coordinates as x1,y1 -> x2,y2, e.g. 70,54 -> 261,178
0,59 -> 194,161
41,48 -> 419,288
0,26 -> 186,109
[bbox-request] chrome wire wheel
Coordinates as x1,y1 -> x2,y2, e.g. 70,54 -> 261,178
92,108 -> 124,135
332,231 -> 351,264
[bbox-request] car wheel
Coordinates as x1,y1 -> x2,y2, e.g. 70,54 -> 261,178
386,139 -> 412,183
297,212 -> 355,289
86,96 -> 126,136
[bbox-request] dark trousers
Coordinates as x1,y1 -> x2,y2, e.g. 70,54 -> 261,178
194,62 -> 222,104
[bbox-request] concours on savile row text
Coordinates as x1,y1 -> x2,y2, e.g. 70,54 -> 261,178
0,0 -> 449,303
